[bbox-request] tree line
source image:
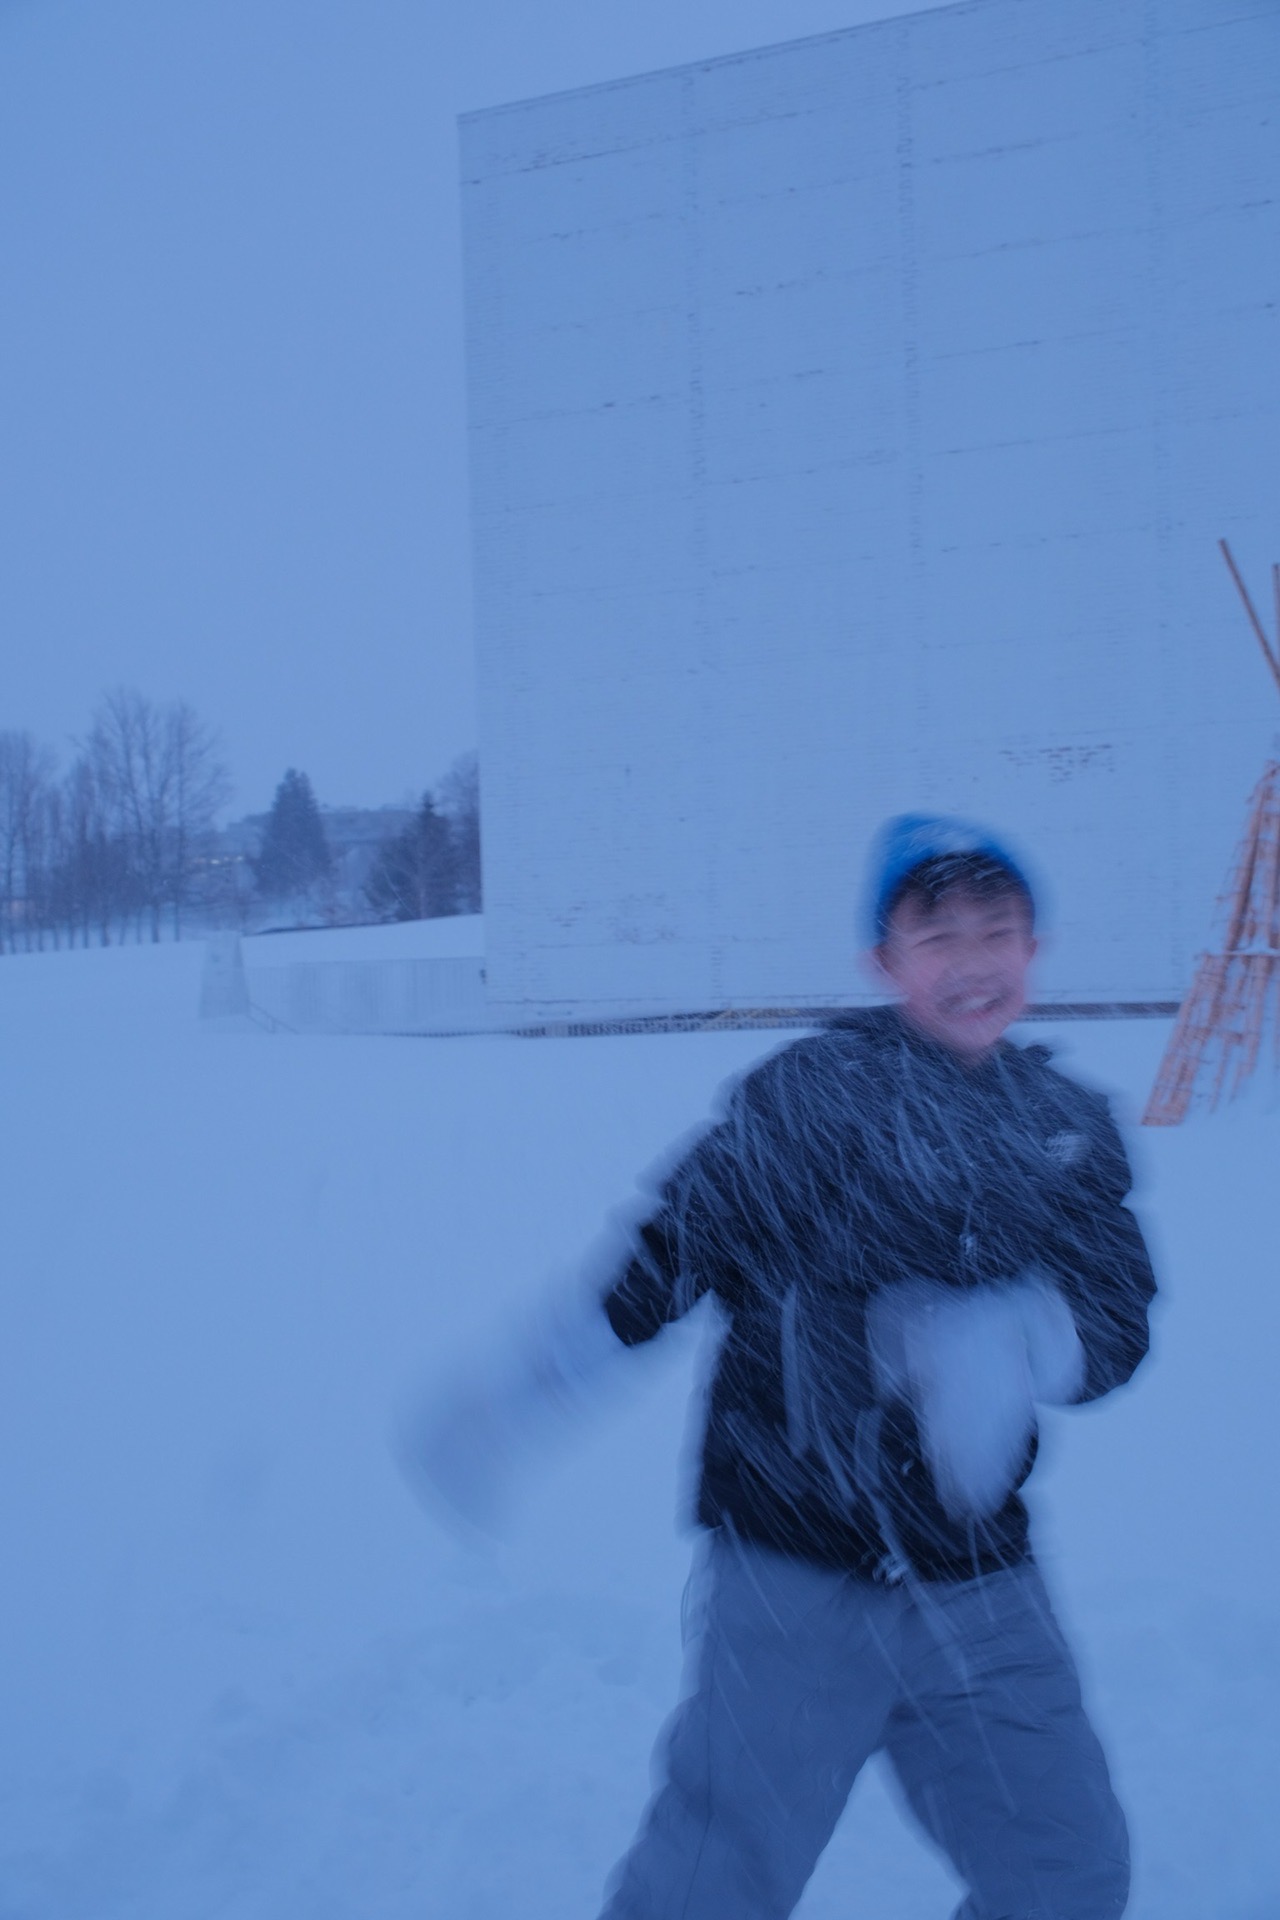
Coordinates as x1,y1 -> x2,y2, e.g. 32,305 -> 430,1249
0,690 -> 482,954
252,755 -> 481,924
0,689 -> 229,952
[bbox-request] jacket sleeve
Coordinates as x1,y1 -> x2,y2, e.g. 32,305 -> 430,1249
1042,1097 -> 1157,1403
600,1074 -> 758,1347
601,1208 -> 698,1347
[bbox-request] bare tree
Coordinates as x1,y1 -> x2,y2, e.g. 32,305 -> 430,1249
54,751 -> 126,946
85,689 -> 229,941
167,701 -> 231,936
89,690 -> 168,940
0,731 -> 56,953
20,775 -> 61,949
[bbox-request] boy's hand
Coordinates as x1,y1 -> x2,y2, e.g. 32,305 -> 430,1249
393,1291 -> 630,1535
393,1366 -> 525,1537
1018,1277 -> 1085,1405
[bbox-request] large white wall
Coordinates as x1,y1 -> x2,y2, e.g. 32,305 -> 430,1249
461,0 -> 1280,1014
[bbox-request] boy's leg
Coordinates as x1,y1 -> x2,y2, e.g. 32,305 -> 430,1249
882,1563 -> 1129,1920
598,1533 -> 901,1920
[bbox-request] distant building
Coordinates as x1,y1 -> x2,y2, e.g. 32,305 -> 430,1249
462,0 -> 1280,1020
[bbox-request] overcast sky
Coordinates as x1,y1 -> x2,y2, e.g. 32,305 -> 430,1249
1,0 -> 930,814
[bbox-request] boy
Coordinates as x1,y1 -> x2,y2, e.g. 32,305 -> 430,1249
417,814 -> 1156,1920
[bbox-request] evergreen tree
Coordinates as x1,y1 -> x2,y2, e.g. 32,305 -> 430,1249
365,791 -> 457,921
252,769 -> 331,898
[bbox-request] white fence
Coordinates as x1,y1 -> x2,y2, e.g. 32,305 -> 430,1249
247,955 -> 492,1035
199,934 -> 494,1035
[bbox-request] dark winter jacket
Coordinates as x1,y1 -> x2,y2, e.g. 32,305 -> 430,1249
602,1007 -> 1157,1583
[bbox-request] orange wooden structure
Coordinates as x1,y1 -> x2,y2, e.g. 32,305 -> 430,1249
1143,542 -> 1280,1125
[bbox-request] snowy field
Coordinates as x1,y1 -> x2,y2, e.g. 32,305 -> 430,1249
1,934 -> 1277,1919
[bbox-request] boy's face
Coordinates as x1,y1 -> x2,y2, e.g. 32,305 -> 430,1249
874,887 -> 1037,1059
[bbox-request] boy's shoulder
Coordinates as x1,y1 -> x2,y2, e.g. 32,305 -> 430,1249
999,1034 -> 1132,1183
747,1007 -> 899,1074
732,1009 -> 903,1111
753,1011 -> 1115,1125
725,1013 -> 1131,1189
1002,1030 -> 1112,1113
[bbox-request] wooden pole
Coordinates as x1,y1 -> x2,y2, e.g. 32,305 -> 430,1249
1143,554 -> 1280,1122
1142,767 -> 1269,1123
1220,539 -> 1280,698
1208,780 -> 1265,1106
1232,773 -> 1280,1097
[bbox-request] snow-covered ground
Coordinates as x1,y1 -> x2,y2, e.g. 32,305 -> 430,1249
0,936 -> 1276,1919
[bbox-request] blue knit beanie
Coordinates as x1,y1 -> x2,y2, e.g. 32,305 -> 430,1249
865,813 -> 1035,945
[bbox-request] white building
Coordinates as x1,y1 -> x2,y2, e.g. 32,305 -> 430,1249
462,0 -> 1280,1020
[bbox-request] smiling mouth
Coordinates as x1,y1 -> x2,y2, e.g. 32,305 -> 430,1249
948,993 -> 1005,1018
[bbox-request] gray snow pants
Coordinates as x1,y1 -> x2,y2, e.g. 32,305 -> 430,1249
599,1535 -> 1128,1920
